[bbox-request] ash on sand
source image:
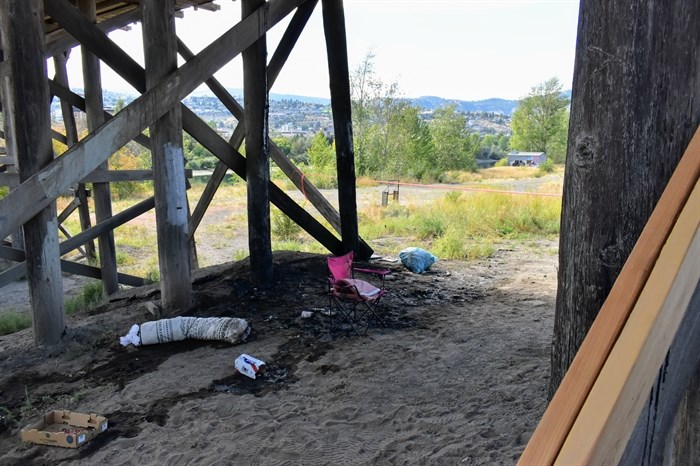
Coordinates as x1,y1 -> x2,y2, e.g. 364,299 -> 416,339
0,243 -> 557,465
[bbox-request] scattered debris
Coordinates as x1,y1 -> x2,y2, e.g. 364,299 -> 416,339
399,247 -> 438,273
21,410 -> 108,449
235,354 -> 266,379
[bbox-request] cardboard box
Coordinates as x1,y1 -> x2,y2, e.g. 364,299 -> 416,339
21,410 -> 108,448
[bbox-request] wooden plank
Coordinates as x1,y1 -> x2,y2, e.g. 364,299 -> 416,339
53,51 -> 96,260
44,7 -> 141,58
243,0 -> 273,284
321,0 -> 360,256
518,128 -> 700,465
143,0 -> 192,312
0,0 -> 65,345
83,169 -> 193,183
51,129 -> 68,145
0,196 -> 156,288
79,0 -> 119,296
57,197 -> 81,224
0,0 -> 306,241
0,249 -> 145,288
556,181 -> 700,465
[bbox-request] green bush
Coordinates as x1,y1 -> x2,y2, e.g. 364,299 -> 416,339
0,312 -> 32,336
538,159 -> 555,173
65,282 -> 103,315
271,207 -> 301,241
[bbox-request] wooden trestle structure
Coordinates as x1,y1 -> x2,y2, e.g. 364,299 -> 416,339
0,0 -> 373,345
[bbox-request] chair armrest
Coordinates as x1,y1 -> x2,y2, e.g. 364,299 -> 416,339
353,267 -> 391,277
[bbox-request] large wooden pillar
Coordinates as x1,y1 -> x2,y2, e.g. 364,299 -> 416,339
321,0 -> 360,257
78,0 -> 118,295
242,0 -> 273,284
550,0 -> 700,461
53,51 -> 96,261
0,0 -> 65,344
142,0 -> 192,312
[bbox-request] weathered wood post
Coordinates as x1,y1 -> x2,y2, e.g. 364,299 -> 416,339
0,0 -> 65,345
53,51 -> 96,261
321,0 -> 361,257
142,0 -> 192,312
242,0 -> 273,285
78,0 -> 119,295
551,0 -> 700,462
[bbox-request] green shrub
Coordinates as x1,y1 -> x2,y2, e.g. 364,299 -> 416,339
0,312 -> 32,335
538,159 -> 555,173
271,207 -> 301,241
64,282 -> 103,315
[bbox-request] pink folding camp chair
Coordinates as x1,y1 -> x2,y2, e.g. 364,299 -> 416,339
327,251 -> 390,335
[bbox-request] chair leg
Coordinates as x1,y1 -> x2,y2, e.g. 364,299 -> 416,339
328,297 -> 362,336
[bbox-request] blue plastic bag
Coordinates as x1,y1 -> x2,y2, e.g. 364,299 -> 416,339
399,247 -> 437,273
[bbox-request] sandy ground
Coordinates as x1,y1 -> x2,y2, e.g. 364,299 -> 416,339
0,239 -> 558,465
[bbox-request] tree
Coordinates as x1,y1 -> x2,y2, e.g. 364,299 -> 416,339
510,77 -> 569,163
550,0 -> 699,462
307,131 -> 335,170
113,97 -> 125,113
429,105 -> 478,175
350,51 -> 383,175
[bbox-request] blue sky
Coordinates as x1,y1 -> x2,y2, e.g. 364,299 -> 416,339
55,0 -> 580,101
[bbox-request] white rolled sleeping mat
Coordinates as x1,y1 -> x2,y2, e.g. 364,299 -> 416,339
120,316 -> 250,346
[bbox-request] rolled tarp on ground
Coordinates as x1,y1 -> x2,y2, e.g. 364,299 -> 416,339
120,316 -> 250,347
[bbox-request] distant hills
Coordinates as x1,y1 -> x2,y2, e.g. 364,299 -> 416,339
84,87 -> 572,117
221,88 -> 521,115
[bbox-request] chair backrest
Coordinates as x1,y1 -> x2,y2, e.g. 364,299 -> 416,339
327,251 -> 354,281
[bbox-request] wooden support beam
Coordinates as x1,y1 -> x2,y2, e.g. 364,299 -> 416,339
79,0 -> 119,296
0,196 -> 156,289
0,0 -> 305,242
51,55 -> 94,257
519,129 -> 700,465
42,0 -> 342,255
0,246 -> 145,288
556,180 -> 700,465
44,6 -> 141,59
51,129 -> 68,145
321,0 -> 361,257
0,0 -> 65,345
143,0 -> 192,312
57,197 -> 81,224
178,30 -> 373,258
242,0 -> 273,284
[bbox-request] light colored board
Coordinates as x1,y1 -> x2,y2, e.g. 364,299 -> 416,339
518,128 -> 700,465
556,180 -> 700,465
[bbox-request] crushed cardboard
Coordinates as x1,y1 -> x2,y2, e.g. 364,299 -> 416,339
20,410 -> 108,448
